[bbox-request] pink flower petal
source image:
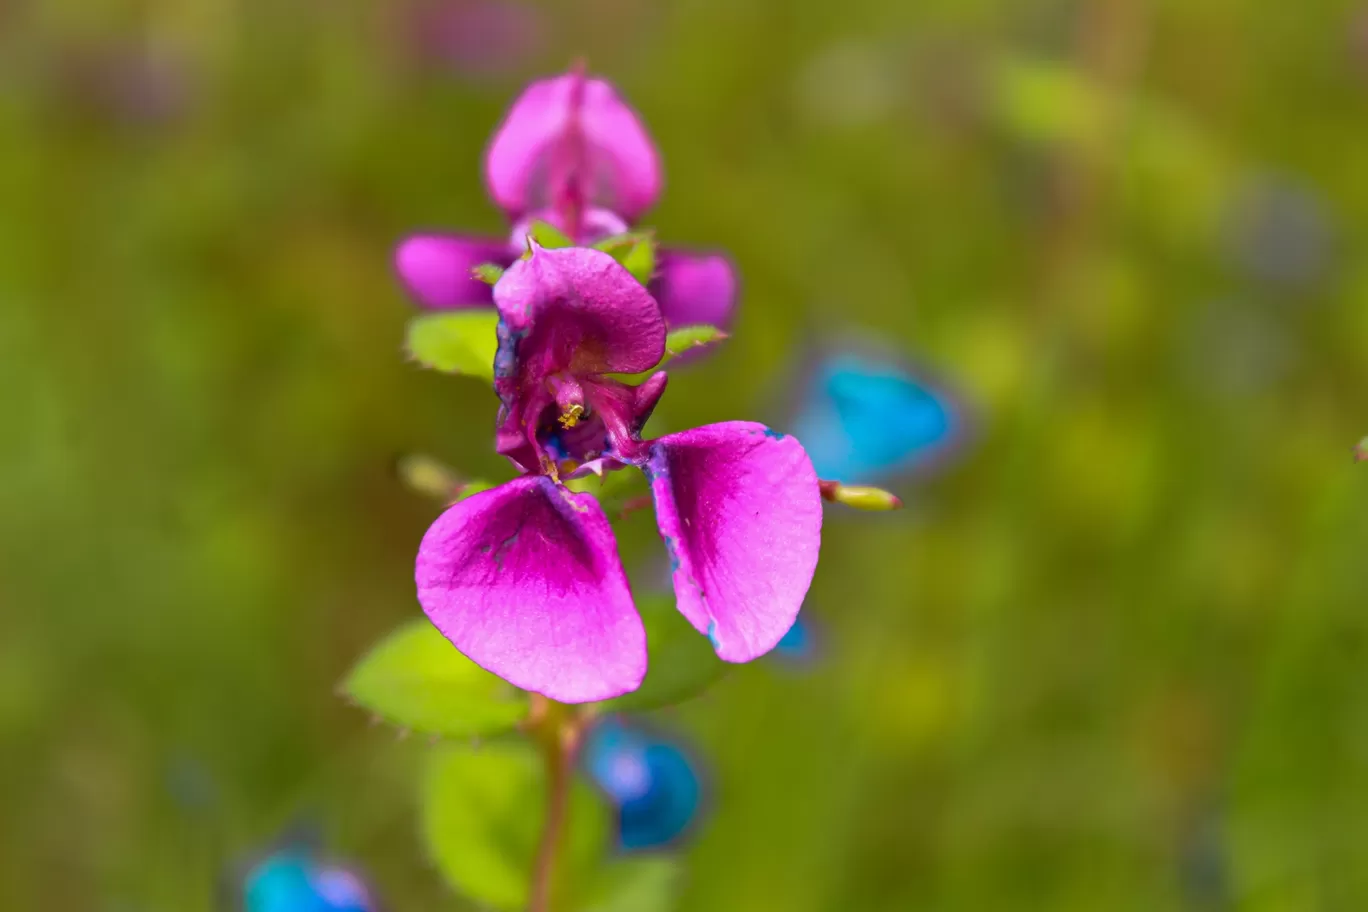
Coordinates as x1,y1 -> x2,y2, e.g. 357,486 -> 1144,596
494,244 -> 665,389
484,72 -> 661,220
644,422 -> 823,663
416,476 -> 646,703
394,233 -> 510,309
652,251 -> 739,332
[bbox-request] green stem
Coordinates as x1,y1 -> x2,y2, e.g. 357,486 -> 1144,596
526,697 -> 587,912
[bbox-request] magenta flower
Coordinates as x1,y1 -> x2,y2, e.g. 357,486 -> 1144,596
414,245 -> 821,703
393,69 -> 737,333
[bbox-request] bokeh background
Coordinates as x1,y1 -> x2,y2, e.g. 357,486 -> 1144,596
5,0 -> 1368,908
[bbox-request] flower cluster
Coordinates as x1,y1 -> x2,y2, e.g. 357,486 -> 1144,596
399,69 -> 855,705
394,68 -> 736,333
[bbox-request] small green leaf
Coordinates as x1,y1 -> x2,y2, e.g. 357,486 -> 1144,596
422,742 -> 608,910
342,619 -> 527,737
594,232 -> 657,285
525,220 -> 574,250
663,324 -> 726,358
581,857 -> 683,912
608,324 -> 729,383
473,262 -> 505,285
604,593 -> 727,712
405,311 -> 500,378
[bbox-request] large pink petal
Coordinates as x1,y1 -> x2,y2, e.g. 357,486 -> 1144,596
651,251 -> 738,332
416,475 -> 646,702
394,233 -> 509,309
494,244 -> 665,393
644,422 -> 823,663
483,72 -> 661,220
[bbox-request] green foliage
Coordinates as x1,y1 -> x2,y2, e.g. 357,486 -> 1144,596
663,325 -> 727,359
989,57 -> 1103,146
342,619 -> 527,737
404,311 -> 500,378
612,325 -> 728,382
595,232 -> 658,285
605,594 -> 728,712
583,857 -> 683,912
421,742 -> 608,910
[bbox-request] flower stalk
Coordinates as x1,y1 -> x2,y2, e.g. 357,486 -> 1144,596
524,695 -> 591,912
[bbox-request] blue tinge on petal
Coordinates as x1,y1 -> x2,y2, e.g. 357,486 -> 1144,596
582,719 -> 703,851
244,850 -> 374,912
791,351 -> 963,485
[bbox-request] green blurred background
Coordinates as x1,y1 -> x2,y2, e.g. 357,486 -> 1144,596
4,0 -> 1368,908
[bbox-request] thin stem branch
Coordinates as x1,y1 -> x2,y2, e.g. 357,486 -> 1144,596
526,696 -> 586,912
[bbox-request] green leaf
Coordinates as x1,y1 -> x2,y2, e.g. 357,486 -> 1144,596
663,324 -> 726,358
594,232 -> 657,285
342,619 -> 527,737
604,593 -> 728,712
405,311 -> 499,378
581,857 -> 683,912
422,742 -> 608,910
608,324 -> 729,383
473,262 -> 505,285
525,219 -> 574,250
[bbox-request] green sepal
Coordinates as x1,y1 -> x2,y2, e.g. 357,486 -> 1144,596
523,220 -> 574,251
404,310 -> 499,379
341,619 -> 527,737
594,232 -> 657,285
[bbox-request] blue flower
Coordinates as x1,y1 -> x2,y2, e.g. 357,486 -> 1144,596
791,350 -> 962,485
773,613 -> 816,663
581,718 -> 703,851
243,849 -> 373,912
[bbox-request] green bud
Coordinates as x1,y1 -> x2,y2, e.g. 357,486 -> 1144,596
471,263 -> 505,285
819,480 -> 903,511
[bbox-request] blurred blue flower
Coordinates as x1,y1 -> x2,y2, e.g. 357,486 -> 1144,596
243,848 -> 374,912
1223,175 -> 1336,291
582,718 -> 703,851
773,612 -> 818,665
790,349 -> 963,485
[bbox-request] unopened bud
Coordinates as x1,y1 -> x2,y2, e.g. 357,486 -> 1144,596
819,480 -> 903,511
471,262 -> 505,285
1355,437 -> 1368,463
395,453 -> 493,504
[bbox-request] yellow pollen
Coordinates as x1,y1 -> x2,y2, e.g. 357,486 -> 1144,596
559,404 -> 585,428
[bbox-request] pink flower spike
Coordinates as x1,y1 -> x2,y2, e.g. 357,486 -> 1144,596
416,475 -> 647,703
645,422 -> 823,662
484,71 -> 662,222
394,233 -> 511,309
